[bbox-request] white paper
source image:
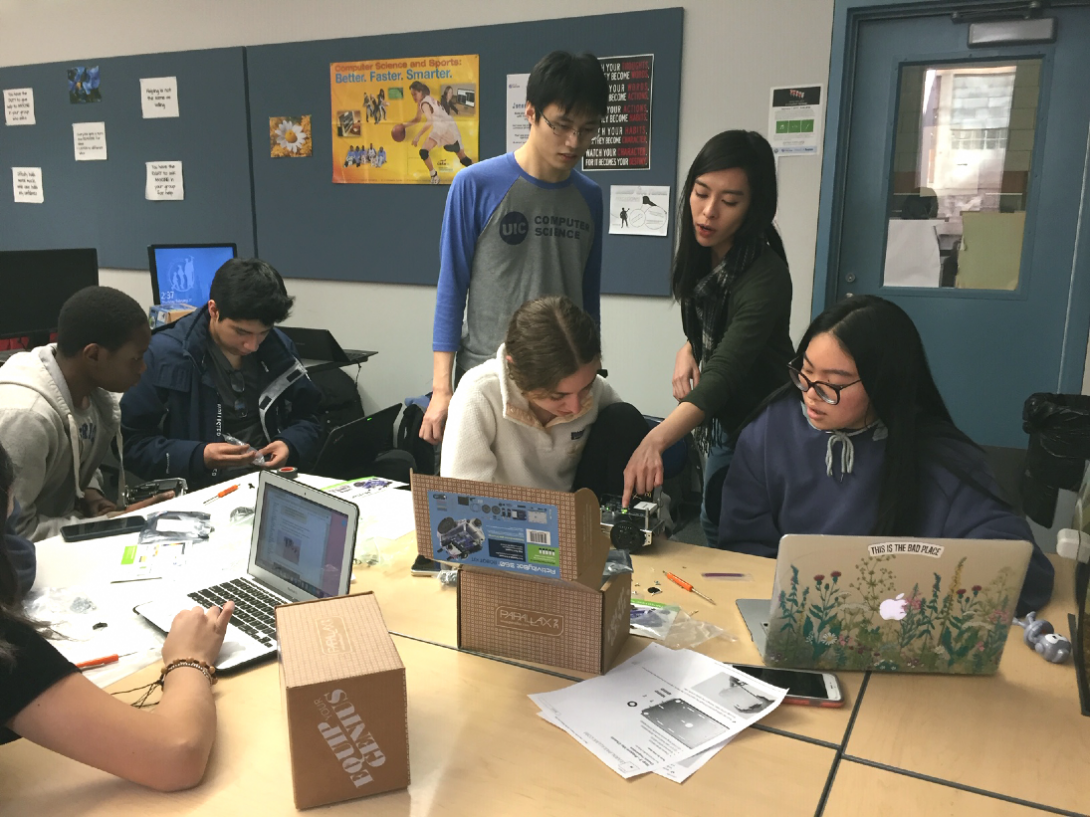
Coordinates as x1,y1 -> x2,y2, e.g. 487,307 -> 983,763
114,541 -> 186,582
12,166 -> 44,203
3,87 -> 35,125
140,76 -> 179,118
530,643 -> 787,780
145,161 -> 184,200
769,84 -> 824,156
883,219 -> 944,287
506,73 -> 530,152
72,121 -> 107,161
609,185 -> 670,236
324,477 -> 405,502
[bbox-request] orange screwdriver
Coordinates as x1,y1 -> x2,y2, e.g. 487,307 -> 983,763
663,571 -> 715,605
203,484 -> 239,505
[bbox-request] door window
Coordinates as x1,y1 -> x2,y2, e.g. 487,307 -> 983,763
883,59 -> 1041,290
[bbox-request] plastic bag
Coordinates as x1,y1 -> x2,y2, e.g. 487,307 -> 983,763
661,609 -> 737,650
630,599 -> 680,639
1022,393 -> 1090,525
603,548 -> 634,578
138,510 -> 213,544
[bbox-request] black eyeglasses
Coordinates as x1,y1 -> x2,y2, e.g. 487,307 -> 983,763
538,111 -> 600,142
787,364 -> 861,406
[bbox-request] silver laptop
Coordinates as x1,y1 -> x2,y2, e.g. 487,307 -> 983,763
135,471 -> 359,672
737,534 -> 1032,675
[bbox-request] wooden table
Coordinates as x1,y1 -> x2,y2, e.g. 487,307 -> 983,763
362,536 -> 864,748
0,634 -> 836,816
845,556 -> 1088,815
823,760 -> 1053,816
19,479 -> 1086,815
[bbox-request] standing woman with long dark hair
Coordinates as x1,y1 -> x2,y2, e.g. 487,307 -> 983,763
623,131 -> 794,544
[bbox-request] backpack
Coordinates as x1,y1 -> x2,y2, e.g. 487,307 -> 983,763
396,403 -> 437,475
309,368 -> 365,437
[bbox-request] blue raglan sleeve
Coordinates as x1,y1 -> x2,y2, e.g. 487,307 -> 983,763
433,170 -> 482,353
582,181 -> 603,325
716,410 -> 781,556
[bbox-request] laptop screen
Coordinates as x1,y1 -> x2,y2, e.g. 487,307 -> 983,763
253,482 -> 351,599
149,244 -> 237,306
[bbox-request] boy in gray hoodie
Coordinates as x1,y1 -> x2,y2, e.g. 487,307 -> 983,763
0,286 -> 161,541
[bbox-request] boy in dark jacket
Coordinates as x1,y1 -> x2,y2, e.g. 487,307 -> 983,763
121,258 -> 322,489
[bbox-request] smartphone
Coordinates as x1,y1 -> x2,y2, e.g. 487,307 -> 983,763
60,515 -> 147,542
410,554 -> 442,576
728,664 -> 844,707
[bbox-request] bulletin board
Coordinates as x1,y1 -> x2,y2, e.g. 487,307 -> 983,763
0,9 -> 682,296
0,48 -> 255,269
246,8 -> 683,296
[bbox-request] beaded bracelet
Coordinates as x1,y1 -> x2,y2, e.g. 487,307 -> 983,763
161,658 -> 217,687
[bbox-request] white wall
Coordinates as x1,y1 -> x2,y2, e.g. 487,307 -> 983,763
1,0 -> 835,415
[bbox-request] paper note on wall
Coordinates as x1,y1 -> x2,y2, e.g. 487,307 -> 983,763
609,185 -> 670,236
140,76 -> 179,118
145,161 -> 184,200
12,167 -> 44,203
3,87 -> 35,125
73,122 -> 107,161
506,73 -> 530,152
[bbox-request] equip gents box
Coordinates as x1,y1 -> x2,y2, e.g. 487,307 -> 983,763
458,567 -> 631,675
275,592 -> 409,809
411,474 -> 609,589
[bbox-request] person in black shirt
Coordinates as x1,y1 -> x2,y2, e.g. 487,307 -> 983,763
0,441 -> 236,790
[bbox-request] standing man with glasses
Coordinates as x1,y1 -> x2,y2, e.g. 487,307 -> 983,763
121,258 -> 322,489
420,51 -> 609,444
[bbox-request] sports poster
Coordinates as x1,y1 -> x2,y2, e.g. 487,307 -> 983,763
330,55 -> 479,185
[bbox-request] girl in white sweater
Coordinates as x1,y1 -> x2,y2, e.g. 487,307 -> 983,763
441,296 -> 647,498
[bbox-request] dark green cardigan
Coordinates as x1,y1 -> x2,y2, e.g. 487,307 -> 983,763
680,245 -> 795,438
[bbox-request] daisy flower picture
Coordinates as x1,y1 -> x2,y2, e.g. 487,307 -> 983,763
270,116 -> 313,158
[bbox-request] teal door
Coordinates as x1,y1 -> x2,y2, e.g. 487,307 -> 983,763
826,4 -> 1090,446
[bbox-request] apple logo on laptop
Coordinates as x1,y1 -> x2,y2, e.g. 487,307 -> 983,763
879,593 -> 908,621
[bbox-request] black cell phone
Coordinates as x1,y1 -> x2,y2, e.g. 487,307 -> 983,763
60,515 -> 147,542
410,554 -> 442,576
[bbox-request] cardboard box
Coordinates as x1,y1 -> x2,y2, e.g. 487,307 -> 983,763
276,593 -> 409,810
458,567 -> 631,675
411,473 -> 609,589
148,302 -> 196,328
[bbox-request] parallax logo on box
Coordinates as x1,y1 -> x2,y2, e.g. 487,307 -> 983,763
314,688 -> 387,788
496,605 -> 564,636
316,616 -> 352,654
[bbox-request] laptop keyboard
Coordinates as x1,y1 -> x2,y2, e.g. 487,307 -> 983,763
187,578 -> 287,647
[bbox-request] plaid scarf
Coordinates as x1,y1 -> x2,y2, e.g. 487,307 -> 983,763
681,239 -> 761,451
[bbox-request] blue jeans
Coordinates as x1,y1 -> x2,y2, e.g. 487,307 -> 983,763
699,427 -> 735,547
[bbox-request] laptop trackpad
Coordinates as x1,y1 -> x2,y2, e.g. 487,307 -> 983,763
736,598 -> 772,655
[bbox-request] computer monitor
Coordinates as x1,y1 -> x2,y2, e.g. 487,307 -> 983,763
0,248 -> 99,342
148,243 -> 238,306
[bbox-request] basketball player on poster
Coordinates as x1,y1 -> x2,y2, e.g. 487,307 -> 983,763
400,80 -> 474,184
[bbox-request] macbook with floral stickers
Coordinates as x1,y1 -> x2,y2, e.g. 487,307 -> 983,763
737,534 -> 1032,674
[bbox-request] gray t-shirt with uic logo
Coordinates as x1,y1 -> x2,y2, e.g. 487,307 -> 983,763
433,152 -> 604,372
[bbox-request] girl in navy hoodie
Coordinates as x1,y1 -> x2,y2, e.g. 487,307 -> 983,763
716,295 -> 1054,615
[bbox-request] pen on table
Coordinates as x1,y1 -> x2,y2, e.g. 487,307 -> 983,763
203,484 -> 239,505
663,570 -> 715,605
76,651 -> 138,671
